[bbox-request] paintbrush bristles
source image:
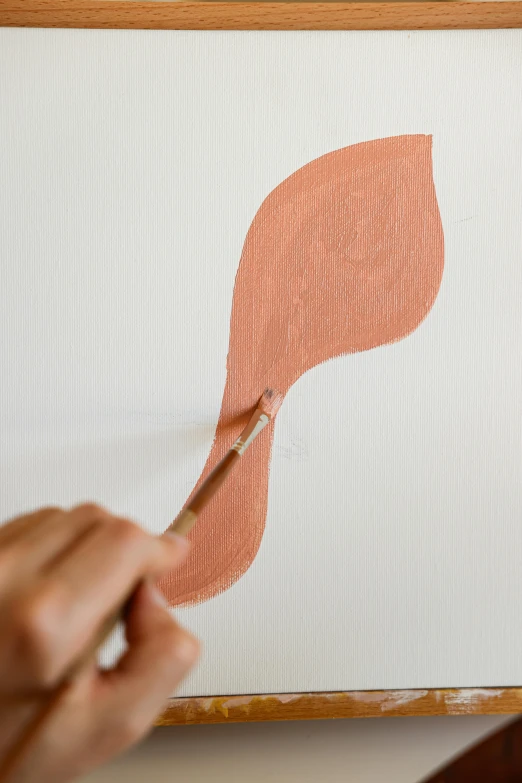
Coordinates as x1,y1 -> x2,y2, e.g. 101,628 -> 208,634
258,387 -> 283,419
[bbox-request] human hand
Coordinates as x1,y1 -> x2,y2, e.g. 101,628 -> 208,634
0,504 -> 199,782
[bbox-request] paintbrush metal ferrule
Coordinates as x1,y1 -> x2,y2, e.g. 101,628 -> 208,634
231,412 -> 269,455
170,388 -> 282,537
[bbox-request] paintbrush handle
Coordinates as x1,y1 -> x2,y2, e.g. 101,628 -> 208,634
192,450 -> 240,513
170,508 -> 198,537
170,450 -> 240,535
170,406 -> 271,537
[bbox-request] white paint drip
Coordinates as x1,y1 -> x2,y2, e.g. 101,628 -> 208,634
350,690 -> 429,711
221,693 -> 301,709
445,689 -> 504,709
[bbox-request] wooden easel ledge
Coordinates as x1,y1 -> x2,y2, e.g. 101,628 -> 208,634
158,687 -> 522,725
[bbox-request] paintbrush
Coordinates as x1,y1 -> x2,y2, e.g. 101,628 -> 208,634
172,386 -> 283,536
0,387 -> 283,783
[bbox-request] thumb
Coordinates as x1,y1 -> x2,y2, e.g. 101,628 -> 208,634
91,581 -> 199,754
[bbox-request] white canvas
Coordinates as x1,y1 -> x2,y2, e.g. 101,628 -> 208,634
1,28 -> 521,696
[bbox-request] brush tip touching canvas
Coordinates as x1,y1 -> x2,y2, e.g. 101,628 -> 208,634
258,387 -> 284,419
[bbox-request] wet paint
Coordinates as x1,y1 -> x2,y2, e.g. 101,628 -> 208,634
160,134 -> 444,606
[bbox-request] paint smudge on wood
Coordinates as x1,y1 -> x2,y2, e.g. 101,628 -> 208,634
444,688 -> 504,709
350,689 -> 430,711
157,688 -> 519,726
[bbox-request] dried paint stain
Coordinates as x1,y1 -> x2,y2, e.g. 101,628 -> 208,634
351,690 -> 429,711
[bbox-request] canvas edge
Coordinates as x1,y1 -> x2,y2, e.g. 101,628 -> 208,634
156,688 -> 522,724
1,1 -> 522,31
3,0 -> 522,730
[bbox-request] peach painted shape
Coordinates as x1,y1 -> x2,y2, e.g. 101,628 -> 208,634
160,134 -> 444,606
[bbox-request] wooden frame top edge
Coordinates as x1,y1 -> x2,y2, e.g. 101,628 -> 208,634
1,1 -> 522,30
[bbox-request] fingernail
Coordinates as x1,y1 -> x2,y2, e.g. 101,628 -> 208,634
149,582 -> 169,608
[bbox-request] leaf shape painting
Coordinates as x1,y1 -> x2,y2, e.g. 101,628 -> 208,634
160,134 -> 444,606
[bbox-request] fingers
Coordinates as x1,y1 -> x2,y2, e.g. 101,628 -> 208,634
26,504 -> 109,572
88,582 -> 199,761
0,508 -> 60,585
0,504 -> 198,783
0,506 -> 189,692
0,508 -> 59,546
0,504 -> 107,587
46,522 -> 189,641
